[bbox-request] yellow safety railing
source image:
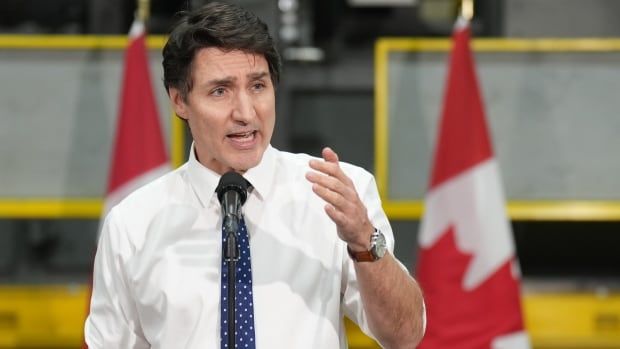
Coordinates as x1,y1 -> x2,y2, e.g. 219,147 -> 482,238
2,285 -> 619,348
0,35 -> 185,218
374,38 -> 620,221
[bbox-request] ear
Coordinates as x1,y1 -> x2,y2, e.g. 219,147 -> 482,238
169,87 -> 189,121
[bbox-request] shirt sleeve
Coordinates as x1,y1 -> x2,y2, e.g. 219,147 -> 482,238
84,208 -> 150,348
340,172 -> 408,339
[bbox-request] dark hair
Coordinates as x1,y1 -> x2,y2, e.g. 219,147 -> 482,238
162,2 -> 282,100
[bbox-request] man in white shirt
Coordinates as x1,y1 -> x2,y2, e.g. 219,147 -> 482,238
85,2 -> 425,348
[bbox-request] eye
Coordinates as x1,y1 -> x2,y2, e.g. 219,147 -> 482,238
210,87 -> 226,97
251,82 -> 266,92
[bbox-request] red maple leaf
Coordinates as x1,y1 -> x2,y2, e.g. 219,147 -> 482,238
417,227 -> 525,349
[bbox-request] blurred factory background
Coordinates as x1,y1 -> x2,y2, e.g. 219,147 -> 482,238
1,0 -> 620,348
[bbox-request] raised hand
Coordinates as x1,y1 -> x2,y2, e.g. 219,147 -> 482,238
305,147 -> 373,251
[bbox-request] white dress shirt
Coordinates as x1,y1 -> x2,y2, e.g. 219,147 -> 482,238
85,145 -> 400,348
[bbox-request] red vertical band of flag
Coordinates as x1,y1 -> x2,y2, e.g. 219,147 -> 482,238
416,19 -> 530,349
428,24 -> 492,190
82,21 -> 169,349
107,23 -> 168,195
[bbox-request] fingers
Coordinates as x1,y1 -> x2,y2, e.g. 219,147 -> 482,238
324,204 -> 347,226
308,147 -> 352,185
306,171 -> 347,196
305,147 -> 372,245
322,147 -> 339,163
306,147 -> 354,209
305,146 -> 354,207
306,173 -> 348,209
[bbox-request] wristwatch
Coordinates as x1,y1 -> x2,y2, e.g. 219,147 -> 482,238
347,227 -> 387,262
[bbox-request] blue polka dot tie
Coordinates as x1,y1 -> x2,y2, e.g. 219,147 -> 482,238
220,217 -> 256,349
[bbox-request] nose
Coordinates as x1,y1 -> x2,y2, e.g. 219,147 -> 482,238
231,91 -> 256,124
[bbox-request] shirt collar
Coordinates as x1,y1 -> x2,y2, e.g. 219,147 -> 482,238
187,143 -> 277,206
243,144 -> 276,200
187,143 -> 220,208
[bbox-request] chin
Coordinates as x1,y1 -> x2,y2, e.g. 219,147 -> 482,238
230,154 -> 262,173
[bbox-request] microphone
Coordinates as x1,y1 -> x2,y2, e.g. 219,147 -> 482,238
215,171 -> 248,261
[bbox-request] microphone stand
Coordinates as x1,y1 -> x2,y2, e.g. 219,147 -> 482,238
216,172 -> 248,349
223,216 -> 240,349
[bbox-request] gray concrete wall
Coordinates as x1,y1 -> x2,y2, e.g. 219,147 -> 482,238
505,0 -> 620,37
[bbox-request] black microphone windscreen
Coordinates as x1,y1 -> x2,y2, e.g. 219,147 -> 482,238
215,171 -> 248,204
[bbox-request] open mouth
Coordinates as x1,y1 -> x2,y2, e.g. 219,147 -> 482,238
226,130 -> 258,149
227,130 -> 256,140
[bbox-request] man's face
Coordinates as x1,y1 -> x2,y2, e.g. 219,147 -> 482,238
170,48 -> 276,174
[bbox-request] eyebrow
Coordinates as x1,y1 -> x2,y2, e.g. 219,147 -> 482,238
203,71 -> 270,87
204,77 -> 235,87
248,71 -> 270,80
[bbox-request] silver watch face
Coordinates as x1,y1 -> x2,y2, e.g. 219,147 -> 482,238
370,229 -> 387,259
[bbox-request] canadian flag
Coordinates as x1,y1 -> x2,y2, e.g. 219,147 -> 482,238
82,19 -> 169,349
416,18 -> 530,349
104,19 -> 170,213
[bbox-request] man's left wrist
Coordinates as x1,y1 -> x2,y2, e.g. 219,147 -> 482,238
347,227 -> 387,262
346,225 -> 374,252
347,241 -> 369,253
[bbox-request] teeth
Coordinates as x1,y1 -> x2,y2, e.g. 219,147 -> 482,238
230,131 -> 253,138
